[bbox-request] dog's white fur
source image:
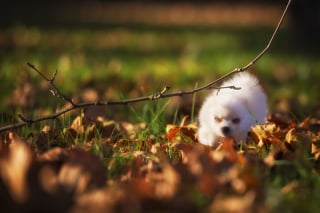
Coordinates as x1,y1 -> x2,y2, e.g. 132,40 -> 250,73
198,72 -> 267,147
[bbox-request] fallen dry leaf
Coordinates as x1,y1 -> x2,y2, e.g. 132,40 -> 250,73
58,148 -> 107,195
0,132 -> 32,203
209,191 -> 256,213
1,111 -> 320,212
215,138 -> 246,164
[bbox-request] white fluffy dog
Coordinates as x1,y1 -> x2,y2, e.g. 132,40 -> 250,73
198,72 -> 267,147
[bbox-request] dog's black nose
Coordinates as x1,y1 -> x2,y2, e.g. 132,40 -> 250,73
222,126 -> 230,135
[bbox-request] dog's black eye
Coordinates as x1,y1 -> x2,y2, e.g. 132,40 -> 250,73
232,118 -> 240,124
214,116 -> 222,123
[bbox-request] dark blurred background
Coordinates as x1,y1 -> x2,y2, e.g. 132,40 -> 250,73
2,0 -> 320,51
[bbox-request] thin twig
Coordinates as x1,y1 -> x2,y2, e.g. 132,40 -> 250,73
191,0 -> 291,93
0,0 -> 292,133
241,0 -> 291,71
27,62 -> 76,105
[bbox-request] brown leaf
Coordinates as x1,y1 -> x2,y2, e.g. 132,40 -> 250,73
281,181 -> 299,194
299,116 -> 312,129
197,172 -> 219,196
215,138 -> 246,164
179,115 -> 189,126
166,125 -> 180,141
0,132 -> 33,203
70,115 -> 85,134
63,127 -> 78,144
98,120 -> 121,139
33,125 -> 60,153
144,163 -> 180,199
38,165 -> 58,194
120,121 -> 146,139
180,126 -> 197,142
166,124 -> 197,142
284,128 -> 313,157
83,106 -> 106,124
70,187 -> 140,213
6,82 -> 35,108
37,147 -> 68,167
166,115 -> 197,143
251,123 -> 283,147
312,139 -> 320,160
263,153 -> 275,167
58,148 -> 106,195
210,191 -> 256,213
285,128 -> 297,144
81,88 -> 99,102
268,112 -> 296,129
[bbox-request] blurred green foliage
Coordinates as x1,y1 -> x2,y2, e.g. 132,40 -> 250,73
1,24 -> 320,121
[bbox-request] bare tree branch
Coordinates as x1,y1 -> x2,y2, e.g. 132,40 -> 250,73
0,0 -> 292,133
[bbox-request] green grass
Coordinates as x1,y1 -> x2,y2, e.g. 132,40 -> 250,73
2,24 -> 320,123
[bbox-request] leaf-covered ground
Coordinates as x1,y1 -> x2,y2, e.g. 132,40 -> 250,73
1,109 -> 320,213
2,2 -> 320,212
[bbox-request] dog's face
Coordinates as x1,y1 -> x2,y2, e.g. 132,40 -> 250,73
209,100 -> 252,142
